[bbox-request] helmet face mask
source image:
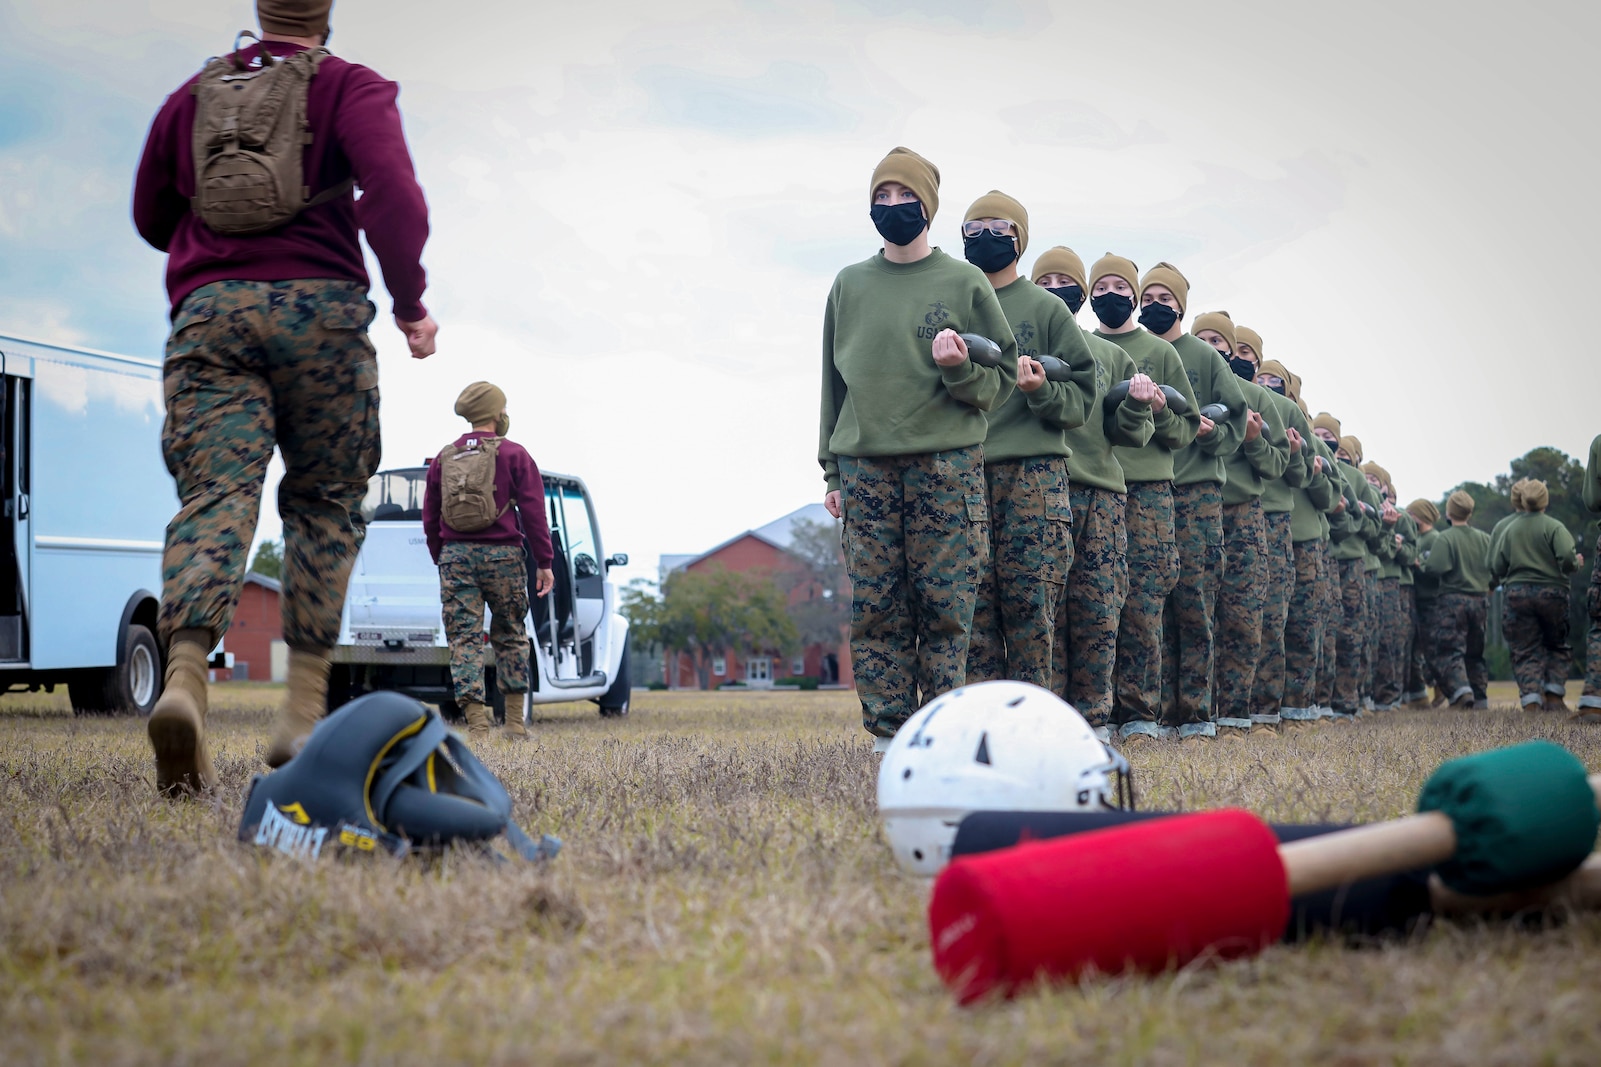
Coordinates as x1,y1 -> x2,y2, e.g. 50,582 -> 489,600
876,681 -> 1137,877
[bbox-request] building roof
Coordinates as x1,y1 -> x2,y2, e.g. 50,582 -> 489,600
662,503 -> 838,575
244,571 -> 282,594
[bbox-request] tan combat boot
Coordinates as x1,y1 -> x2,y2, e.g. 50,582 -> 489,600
265,650 -> 332,768
147,629 -> 218,798
1544,693 -> 1574,713
503,696 -> 528,739
462,701 -> 494,739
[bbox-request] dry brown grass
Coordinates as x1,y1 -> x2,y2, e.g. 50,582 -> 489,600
3,685 -> 1600,1066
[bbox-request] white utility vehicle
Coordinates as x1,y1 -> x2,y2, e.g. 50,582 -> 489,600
330,466 -> 632,721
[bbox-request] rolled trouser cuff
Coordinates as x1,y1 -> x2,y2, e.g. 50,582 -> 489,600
1119,720 -> 1165,742
1521,692 -> 1544,707
1546,683 -> 1570,696
1251,713 -> 1283,726
1216,716 -> 1253,731
1451,685 -> 1475,703
1093,725 -> 1112,744
1578,694 -> 1601,710
1177,721 -> 1216,739
1281,706 -> 1321,721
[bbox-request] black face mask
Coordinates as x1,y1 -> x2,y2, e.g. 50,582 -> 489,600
1228,355 -> 1256,380
963,232 -> 1017,274
1265,381 -> 1287,396
1138,302 -> 1179,335
1045,285 -> 1084,313
870,202 -> 927,246
1091,292 -> 1134,329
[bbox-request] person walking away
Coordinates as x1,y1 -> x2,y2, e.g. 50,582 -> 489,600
1406,499 -> 1444,707
1425,491 -> 1494,708
132,0 -> 436,795
423,384 -> 554,740
1489,479 -> 1582,711
820,148 -> 1016,748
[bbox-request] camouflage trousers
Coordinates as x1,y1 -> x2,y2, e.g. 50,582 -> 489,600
159,280 -> 381,651
1430,591 -> 1488,703
1214,499 -> 1266,725
968,457 -> 1073,688
1412,595 -> 1440,697
1372,577 -> 1406,706
1161,482 -> 1222,728
1400,586 -> 1429,702
1113,482 -> 1178,727
1282,537 -> 1325,713
1053,485 -> 1128,726
1361,569 -> 1380,702
1251,511 -> 1295,719
1503,583 -> 1572,706
1332,557 -> 1369,713
1585,530 -> 1601,712
840,446 -> 988,737
439,542 -> 532,705
1315,542 -> 1341,708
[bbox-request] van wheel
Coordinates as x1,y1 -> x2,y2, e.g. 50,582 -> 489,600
71,624 -> 161,716
598,638 -> 631,717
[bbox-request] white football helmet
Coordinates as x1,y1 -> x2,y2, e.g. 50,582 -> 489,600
877,680 -> 1134,877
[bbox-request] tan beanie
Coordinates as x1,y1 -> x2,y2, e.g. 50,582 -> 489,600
1088,252 -> 1140,293
1522,479 -> 1550,511
1313,412 -> 1342,438
1257,358 -> 1291,383
1344,435 -> 1365,464
1031,246 -> 1087,290
1236,325 -> 1265,361
1192,310 -> 1237,353
258,0 -> 333,36
1139,262 -> 1190,314
1361,462 -> 1392,490
1286,370 -> 1303,402
1295,395 -> 1310,417
869,147 -> 940,223
1509,478 -> 1528,512
455,381 -> 507,425
1407,499 -> 1440,527
1446,490 -> 1475,521
964,190 -> 1029,255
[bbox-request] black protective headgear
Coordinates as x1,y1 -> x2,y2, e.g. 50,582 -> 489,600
239,691 -> 561,862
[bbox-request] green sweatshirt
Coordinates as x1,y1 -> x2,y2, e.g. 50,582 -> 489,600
1424,521 -> 1493,595
1394,511 -> 1419,586
1586,433 -> 1601,513
1414,528 -> 1441,600
1291,435 -> 1339,543
984,279 -> 1095,463
1330,461 -> 1373,561
1377,509 -> 1405,579
1490,512 -> 1581,588
1169,334 -> 1247,487
1220,378 -> 1290,506
1487,510 -> 1521,562
819,249 -> 1018,491
1064,332 -> 1155,494
1099,328 -> 1200,484
1260,388 -> 1310,515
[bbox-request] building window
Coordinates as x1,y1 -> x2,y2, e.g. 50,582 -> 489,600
791,657 -> 805,675
747,658 -> 771,682
712,656 -> 726,676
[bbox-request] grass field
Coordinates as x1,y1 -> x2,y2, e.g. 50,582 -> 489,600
3,684 -> 1600,1065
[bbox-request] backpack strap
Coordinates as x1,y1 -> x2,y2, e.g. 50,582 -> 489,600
369,713 -> 450,828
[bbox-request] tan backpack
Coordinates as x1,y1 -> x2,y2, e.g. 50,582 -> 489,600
190,33 -> 354,235
437,437 -> 510,533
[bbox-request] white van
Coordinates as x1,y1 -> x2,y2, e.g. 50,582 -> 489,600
330,465 -> 632,721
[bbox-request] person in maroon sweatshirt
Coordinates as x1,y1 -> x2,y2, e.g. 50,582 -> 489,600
132,0 -> 435,796
423,383 -> 554,741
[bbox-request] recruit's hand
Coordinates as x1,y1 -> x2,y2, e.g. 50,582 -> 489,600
1244,410 -> 1264,442
1332,498 -> 1347,515
1382,502 -> 1400,525
1313,455 -> 1326,475
396,314 -> 438,359
1017,356 -> 1047,393
1395,533 -> 1404,548
1197,414 -> 1216,437
1127,373 -> 1157,406
533,568 -> 555,598
932,329 -> 969,368
1287,427 -> 1304,454
824,490 -> 842,519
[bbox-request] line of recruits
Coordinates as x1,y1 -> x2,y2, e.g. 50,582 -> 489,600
820,147 -> 1601,749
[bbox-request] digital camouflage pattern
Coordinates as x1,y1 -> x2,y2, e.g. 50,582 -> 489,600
1113,481 -> 1178,727
1214,499 -> 1266,726
1361,570 -> 1380,705
439,542 -> 532,704
1282,537 -> 1324,712
1316,541 -> 1341,709
1333,557 -> 1369,713
1054,486 -> 1127,726
1372,577 -> 1405,707
1585,530 -> 1601,713
1411,593 -> 1439,699
1430,591 -> 1489,703
1161,482 -> 1222,728
1252,510 -> 1295,719
1502,583 -> 1573,706
1401,585 -> 1431,701
840,446 -> 989,737
968,457 -> 1072,688
159,279 -> 381,651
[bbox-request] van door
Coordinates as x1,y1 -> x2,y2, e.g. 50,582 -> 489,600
0,375 -> 29,662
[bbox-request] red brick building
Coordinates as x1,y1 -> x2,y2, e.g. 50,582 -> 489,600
220,573 -> 283,682
660,504 -> 852,690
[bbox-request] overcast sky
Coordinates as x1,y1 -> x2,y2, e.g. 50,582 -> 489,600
2,0 -> 1597,590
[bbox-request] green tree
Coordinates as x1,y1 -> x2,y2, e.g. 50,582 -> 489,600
651,565 -> 799,690
249,539 -> 282,580
779,516 -> 851,651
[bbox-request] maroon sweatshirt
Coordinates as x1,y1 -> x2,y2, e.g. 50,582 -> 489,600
423,433 -> 554,568
133,40 -> 429,321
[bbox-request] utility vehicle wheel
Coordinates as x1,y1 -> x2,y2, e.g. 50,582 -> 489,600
598,638 -> 631,718
72,624 -> 161,716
